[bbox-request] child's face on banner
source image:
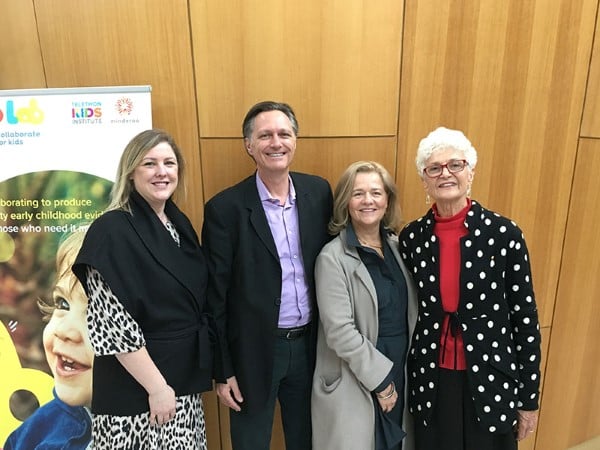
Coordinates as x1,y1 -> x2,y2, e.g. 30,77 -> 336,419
43,270 -> 93,408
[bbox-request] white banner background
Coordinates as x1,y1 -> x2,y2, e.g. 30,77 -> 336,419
0,86 -> 152,183
0,86 -> 152,447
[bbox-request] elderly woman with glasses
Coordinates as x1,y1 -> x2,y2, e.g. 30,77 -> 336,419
398,127 -> 541,450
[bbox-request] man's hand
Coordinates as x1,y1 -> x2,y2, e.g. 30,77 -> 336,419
216,376 -> 244,412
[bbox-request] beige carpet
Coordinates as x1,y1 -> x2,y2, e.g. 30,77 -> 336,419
567,435 -> 600,450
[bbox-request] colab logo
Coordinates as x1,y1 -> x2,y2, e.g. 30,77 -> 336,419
0,99 -> 45,125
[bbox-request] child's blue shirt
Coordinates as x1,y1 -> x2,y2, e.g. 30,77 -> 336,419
4,389 -> 91,450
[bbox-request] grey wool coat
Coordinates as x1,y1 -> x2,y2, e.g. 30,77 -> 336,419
311,228 -> 417,450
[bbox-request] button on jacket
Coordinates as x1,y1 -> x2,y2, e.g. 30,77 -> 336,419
398,200 -> 541,434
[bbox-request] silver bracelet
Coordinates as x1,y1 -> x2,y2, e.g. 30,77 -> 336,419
376,381 -> 395,400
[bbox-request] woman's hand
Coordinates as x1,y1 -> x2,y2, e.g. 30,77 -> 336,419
515,409 -> 538,440
376,382 -> 398,413
148,384 -> 176,426
115,348 -> 177,426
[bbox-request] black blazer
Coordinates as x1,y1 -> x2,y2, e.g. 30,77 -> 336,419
202,172 -> 332,413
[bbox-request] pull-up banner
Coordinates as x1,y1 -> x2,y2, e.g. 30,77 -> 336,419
0,86 -> 152,449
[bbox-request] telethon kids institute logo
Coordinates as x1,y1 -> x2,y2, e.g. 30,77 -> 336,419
71,100 -> 102,125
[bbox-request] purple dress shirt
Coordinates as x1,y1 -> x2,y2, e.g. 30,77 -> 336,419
256,173 -> 311,328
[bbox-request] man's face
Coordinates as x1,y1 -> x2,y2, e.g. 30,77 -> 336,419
245,110 -> 296,177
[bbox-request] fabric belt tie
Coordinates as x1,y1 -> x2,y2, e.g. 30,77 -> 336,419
275,324 -> 310,339
441,312 -> 460,368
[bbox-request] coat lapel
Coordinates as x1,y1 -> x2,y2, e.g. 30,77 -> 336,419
340,228 -> 379,310
242,175 -> 279,261
127,191 -> 205,307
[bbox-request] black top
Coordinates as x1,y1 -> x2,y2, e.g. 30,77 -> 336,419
347,224 -> 409,450
346,224 -> 408,387
73,190 -> 213,415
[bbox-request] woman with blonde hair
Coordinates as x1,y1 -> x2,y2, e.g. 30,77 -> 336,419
73,129 -> 213,449
312,161 -> 416,450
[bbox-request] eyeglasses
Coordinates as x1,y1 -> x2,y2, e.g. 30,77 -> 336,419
423,159 -> 469,178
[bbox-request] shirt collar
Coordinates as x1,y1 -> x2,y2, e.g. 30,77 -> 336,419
345,222 -> 387,249
255,172 -> 296,205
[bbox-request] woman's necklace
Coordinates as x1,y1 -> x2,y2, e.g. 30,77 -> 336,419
358,238 -> 382,249
356,234 -> 384,257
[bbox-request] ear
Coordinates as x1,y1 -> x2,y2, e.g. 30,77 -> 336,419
468,168 -> 475,182
244,138 -> 252,154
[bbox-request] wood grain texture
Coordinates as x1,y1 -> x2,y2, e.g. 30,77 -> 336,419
396,0 -> 597,330
32,0 -> 205,228
3,1 -> 600,448
536,140 -> 600,450
200,137 -> 397,203
581,4 -> 600,136
202,390 -> 222,450
190,0 -> 403,137
0,0 -> 45,89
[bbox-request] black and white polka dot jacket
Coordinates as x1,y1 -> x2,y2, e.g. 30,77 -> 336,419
399,200 -> 541,434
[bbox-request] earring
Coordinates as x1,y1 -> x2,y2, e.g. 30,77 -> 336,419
467,186 -> 472,198
425,194 -> 431,204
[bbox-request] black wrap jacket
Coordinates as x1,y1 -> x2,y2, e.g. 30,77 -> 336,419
73,191 -> 213,415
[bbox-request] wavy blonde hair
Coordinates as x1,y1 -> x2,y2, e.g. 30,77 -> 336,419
107,129 -> 186,213
329,161 -> 402,235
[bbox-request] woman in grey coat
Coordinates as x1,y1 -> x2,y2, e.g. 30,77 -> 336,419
312,161 -> 416,450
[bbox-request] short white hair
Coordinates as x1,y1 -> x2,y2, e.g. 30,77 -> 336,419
415,126 -> 478,176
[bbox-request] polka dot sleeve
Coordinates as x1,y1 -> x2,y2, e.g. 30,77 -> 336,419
504,225 -> 541,410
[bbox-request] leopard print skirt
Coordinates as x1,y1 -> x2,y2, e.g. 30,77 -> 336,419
91,394 -> 206,449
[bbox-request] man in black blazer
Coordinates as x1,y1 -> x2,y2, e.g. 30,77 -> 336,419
202,101 -> 332,450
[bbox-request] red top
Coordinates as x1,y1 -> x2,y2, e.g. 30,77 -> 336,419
433,200 -> 470,370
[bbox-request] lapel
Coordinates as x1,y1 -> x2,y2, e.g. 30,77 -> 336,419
388,234 -> 409,284
128,191 -> 204,304
388,232 -> 418,340
292,172 -> 321,269
242,175 -> 279,261
293,173 -> 309,253
340,228 -> 379,310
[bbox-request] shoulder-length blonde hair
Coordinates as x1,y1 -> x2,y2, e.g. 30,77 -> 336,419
106,129 -> 186,213
329,161 -> 402,235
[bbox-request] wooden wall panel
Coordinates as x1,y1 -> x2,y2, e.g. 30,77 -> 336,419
32,0 -> 205,229
0,0 -> 46,89
190,0 -> 403,137
536,139 -> 600,450
520,326 -> 550,450
396,0 -> 597,329
581,4 -> 600,137
200,137 -> 397,202
202,391 -> 222,450
2,1 -> 600,449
